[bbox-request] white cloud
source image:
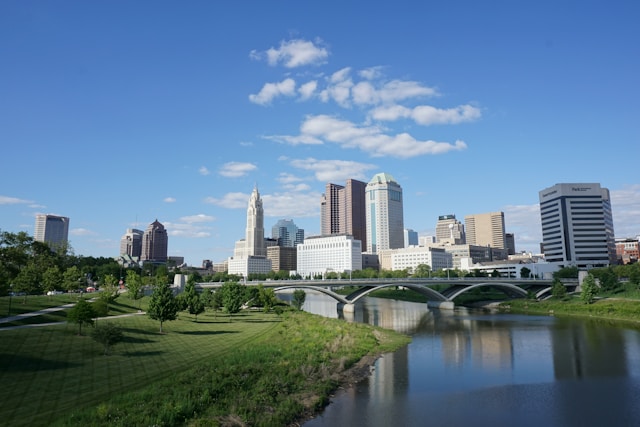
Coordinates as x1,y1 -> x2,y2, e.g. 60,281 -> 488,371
179,214 -> 215,224
298,80 -> 318,100
70,228 -> 98,236
219,162 -> 257,178
249,78 -> 296,105
0,195 -> 33,205
289,157 -> 377,182
165,221 -> 212,239
270,115 -> 467,158
358,66 -> 384,80
204,192 -> 249,209
371,104 -> 482,125
164,197 -> 176,203
503,204 -> 542,253
263,191 -> 322,218
199,166 -> 210,176
252,38 -> 329,68
352,79 -> 437,106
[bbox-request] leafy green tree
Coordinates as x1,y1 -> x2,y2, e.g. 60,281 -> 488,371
125,270 -> 143,308
554,266 -> 579,279
551,278 -> 567,299
258,285 -> 277,312
594,267 -> 619,292
220,281 -> 245,318
292,289 -> 306,310
210,289 -> 223,317
490,269 -> 501,278
413,264 -> 432,278
63,266 -> 83,292
580,274 -> 598,304
42,266 -> 63,295
520,267 -> 531,279
629,266 -> 640,288
183,275 -> 205,321
147,283 -> 179,333
91,322 -> 124,355
13,261 -> 43,301
67,299 -> 97,335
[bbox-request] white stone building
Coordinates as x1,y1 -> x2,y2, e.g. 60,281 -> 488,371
296,235 -> 362,277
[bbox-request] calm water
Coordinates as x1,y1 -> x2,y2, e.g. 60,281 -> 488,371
283,291 -> 640,427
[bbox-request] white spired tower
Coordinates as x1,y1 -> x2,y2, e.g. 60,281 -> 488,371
365,173 -> 404,253
245,185 -> 266,257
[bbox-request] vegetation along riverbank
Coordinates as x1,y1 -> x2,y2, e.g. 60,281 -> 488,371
0,297 -> 410,427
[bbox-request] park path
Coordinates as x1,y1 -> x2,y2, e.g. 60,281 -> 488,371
0,302 -> 145,331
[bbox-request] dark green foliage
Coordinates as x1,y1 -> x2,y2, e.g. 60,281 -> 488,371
553,266 -> 579,279
551,278 -> 567,299
258,285 -> 277,312
520,266 -> 532,278
292,289 -> 306,310
220,281 -> 245,317
183,275 -> 205,321
581,274 -> 597,304
67,299 -> 97,335
413,264 -> 431,278
125,270 -> 143,307
147,283 -> 179,332
91,322 -> 124,355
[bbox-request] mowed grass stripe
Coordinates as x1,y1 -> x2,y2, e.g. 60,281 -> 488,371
0,310 -> 279,427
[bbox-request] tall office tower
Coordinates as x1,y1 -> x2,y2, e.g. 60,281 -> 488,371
465,212 -> 507,249
505,233 -> 516,255
320,179 -> 367,249
404,228 -> 419,247
435,215 -> 465,244
245,186 -> 266,257
34,214 -> 70,250
365,173 -> 404,253
539,183 -> 616,268
120,228 -> 143,258
271,219 -> 304,247
141,220 -> 168,262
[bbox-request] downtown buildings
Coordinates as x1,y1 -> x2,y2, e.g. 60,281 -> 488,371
34,214 -> 70,250
539,183 -> 616,269
141,220 -> 168,263
365,173 -> 405,253
320,179 -> 367,249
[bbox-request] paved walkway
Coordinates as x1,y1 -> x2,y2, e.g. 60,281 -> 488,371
0,302 -> 145,331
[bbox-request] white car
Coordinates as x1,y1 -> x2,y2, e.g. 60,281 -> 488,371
46,290 -> 64,296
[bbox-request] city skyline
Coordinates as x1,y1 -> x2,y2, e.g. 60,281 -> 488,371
1,2 -> 639,266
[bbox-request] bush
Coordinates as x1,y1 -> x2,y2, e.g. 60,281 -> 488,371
91,323 -> 124,355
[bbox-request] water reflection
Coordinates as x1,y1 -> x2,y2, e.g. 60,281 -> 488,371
294,291 -> 640,427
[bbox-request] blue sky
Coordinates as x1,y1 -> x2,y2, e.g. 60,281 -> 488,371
1,1 -> 639,266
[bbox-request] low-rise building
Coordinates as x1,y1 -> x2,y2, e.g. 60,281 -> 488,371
296,234 -> 362,277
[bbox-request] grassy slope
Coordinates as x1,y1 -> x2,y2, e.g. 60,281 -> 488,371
0,306 -> 409,427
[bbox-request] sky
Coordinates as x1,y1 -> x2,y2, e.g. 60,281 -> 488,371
1,0 -> 639,266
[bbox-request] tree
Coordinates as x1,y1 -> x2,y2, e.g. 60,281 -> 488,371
183,275 -> 205,321
580,274 -> 597,304
91,322 -> 123,355
13,261 -> 43,301
220,281 -> 244,319
98,274 -> 120,315
292,289 -> 306,310
553,266 -> 579,279
258,285 -> 277,312
67,299 -> 97,335
551,278 -> 567,299
125,270 -> 143,308
413,264 -> 431,278
147,283 -> 179,333
209,289 -> 223,317
520,267 -> 531,279
63,266 -> 83,292
42,266 -> 63,295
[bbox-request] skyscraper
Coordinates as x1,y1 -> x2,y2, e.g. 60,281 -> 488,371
404,228 -> 419,247
320,179 -> 367,249
141,220 -> 168,262
34,214 -> 70,250
465,212 -> 507,249
365,173 -> 404,253
539,183 -> 615,268
435,215 -> 465,245
271,219 -> 304,247
228,186 -> 272,275
120,228 -> 143,258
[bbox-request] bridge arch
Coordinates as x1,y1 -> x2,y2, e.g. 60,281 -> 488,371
443,282 -> 528,301
345,283 -> 448,304
273,285 -> 350,305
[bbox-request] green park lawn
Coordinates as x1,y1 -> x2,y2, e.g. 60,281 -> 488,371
0,297 -> 409,427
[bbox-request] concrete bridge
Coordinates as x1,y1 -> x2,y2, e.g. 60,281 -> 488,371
198,277 -> 575,311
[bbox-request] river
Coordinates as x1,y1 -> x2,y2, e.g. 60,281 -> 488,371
282,291 -> 640,427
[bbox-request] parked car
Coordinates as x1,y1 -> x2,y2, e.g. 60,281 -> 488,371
46,290 -> 64,296
86,286 -> 96,293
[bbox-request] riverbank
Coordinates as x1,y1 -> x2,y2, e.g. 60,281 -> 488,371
48,310 -> 409,427
498,297 -> 640,324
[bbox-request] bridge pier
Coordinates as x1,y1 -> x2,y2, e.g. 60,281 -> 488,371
428,301 -> 455,310
342,303 -> 356,313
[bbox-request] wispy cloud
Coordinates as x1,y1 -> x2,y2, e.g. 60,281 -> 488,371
249,78 -> 296,105
70,228 -> 98,236
370,104 -> 481,125
199,166 -> 211,176
0,195 -> 33,205
179,214 -> 215,224
204,192 -> 249,209
251,38 -> 329,68
164,197 -> 176,203
611,185 -> 640,238
503,204 -> 542,253
289,157 -> 377,182
269,115 -> 467,158
219,162 -> 257,178
205,189 -> 320,219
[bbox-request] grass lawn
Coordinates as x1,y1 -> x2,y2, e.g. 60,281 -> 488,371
0,309 -> 279,427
